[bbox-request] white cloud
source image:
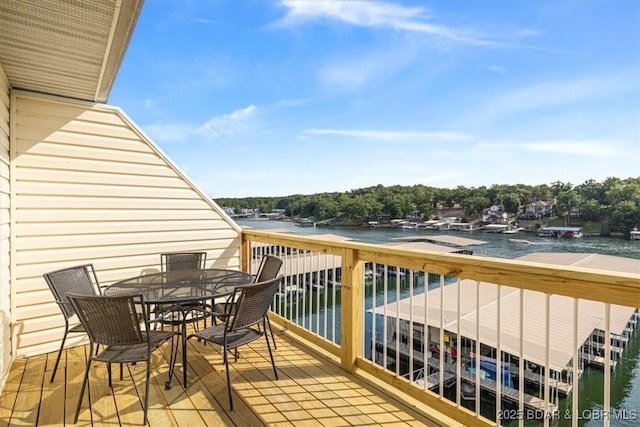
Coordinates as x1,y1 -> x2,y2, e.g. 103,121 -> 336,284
199,105 -> 257,137
473,139 -> 619,158
190,18 -> 219,25
486,65 -> 506,74
276,98 -> 314,107
489,73 -> 638,116
319,59 -> 373,88
318,47 -> 418,89
304,128 -> 474,142
458,70 -> 640,130
144,105 -> 258,143
143,123 -> 194,143
273,0 -> 527,46
275,0 -> 429,28
523,140 -> 617,157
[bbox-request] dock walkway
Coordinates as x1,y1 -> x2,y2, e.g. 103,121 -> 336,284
425,358 -> 558,414
456,368 -> 558,414
519,368 -> 573,396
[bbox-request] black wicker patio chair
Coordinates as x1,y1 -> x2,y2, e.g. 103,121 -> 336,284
43,264 -> 103,382
161,252 -> 207,272
212,255 -> 283,348
67,292 -> 174,425
157,252 -> 211,329
186,275 -> 283,410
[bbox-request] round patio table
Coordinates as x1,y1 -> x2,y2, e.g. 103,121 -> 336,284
106,268 -> 254,388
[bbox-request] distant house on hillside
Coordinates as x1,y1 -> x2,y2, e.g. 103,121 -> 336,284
406,211 -> 424,221
483,205 -> 507,224
524,200 -> 554,219
266,209 -> 287,219
371,212 -> 392,221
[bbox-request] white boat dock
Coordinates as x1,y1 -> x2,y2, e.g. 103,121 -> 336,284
456,368 -> 558,414
377,253 -> 638,375
414,371 -> 457,390
385,241 -> 467,254
420,357 -> 558,414
519,367 -> 574,396
390,234 -> 488,248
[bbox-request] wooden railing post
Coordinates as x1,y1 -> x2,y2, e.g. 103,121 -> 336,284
240,233 -> 250,273
341,248 -> 363,372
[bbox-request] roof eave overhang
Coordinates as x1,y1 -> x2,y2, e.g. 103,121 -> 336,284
0,0 -> 144,103
95,0 -> 144,103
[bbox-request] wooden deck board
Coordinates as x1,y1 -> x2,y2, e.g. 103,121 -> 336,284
39,353 -> 66,425
13,353 -> 46,426
0,357 -> 25,423
2,330 -> 457,426
63,346 -> 89,425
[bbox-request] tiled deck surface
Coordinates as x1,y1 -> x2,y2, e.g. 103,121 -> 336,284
0,328 -> 455,426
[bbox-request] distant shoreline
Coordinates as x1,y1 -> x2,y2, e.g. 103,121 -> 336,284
237,217 -> 635,240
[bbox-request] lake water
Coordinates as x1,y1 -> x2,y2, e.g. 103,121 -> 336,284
240,218 -> 640,260
238,219 -> 640,426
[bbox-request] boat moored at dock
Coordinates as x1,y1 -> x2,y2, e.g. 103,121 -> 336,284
538,226 -> 583,238
367,252 -> 639,417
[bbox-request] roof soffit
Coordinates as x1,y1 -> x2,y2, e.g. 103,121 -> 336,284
0,0 -> 143,103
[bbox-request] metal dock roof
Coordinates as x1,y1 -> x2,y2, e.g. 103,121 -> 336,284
385,241 -> 462,253
390,235 -> 488,247
370,252 -> 639,372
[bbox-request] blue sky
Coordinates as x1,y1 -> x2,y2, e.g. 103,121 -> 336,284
110,0 -> 640,198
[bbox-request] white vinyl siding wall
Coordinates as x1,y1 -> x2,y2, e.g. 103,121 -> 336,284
0,66 -> 11,388
12,91 -> 241,357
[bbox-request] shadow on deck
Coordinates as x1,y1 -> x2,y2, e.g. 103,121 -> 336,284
0,327 -> 459,426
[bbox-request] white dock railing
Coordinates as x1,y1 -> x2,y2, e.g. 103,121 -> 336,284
242,229 -> 640,427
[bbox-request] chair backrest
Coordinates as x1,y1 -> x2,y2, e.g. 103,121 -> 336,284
67,293 -> 146,346
229,276 -> 283,331
161,252 -> 206,272
43,264 -> 101,320
254,255 -> 283,283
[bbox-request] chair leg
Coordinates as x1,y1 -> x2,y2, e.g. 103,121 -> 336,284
143,360 -> 151,425
50,328 -> 69,382
108,363 -> 112,387
224,346 -> 234,411
182,320 -> 188,387
74,347 -> 93,423
266,316 -> 277,350
264,319 -> 278,380
165,333 -> 178,390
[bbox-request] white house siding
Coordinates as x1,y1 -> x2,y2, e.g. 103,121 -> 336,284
11,91 -> 241,357
0,66 -> 11,388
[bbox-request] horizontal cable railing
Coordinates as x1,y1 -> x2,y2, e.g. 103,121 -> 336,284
242,229 -> 640,427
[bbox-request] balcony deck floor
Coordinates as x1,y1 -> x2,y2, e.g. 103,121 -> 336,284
0,328 -> 453,426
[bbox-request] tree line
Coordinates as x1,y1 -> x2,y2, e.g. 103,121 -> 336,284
215,176 -> 640,236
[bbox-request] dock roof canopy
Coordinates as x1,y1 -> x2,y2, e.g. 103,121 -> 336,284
304,234 -> 354,242
371,252 -> 639,372
541,226 -> 583,232
386,241 -> 462,253
390,235 -> 488,247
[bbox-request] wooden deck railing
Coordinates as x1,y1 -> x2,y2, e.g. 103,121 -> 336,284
241,229 -> 640,427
